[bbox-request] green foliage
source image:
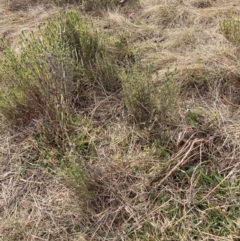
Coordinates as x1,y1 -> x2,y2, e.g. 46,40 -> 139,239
220,14 -> 240,44
0,10 -> 126,128
186,109 -> 203,126
155,69 -> 179,121
60,148 -> 90,199
33,115 -> 92,196
121,67 -> 178,125
0,9 -> 133,199
121,66 -> 155,124
0,34 -> 74,126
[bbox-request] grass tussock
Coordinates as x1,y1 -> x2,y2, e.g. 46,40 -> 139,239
1,0 -> 240,240
7,0 -> 50,11
189,0 -> 214,8
142,4 -> 177,27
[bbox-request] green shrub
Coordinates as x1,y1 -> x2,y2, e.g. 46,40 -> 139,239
155,69 -> 179,121
220,14 -> 240,44
121,66 -> 154,124
0,9 -> 98,196
0,32 -> 74,126
0,10 -> 127,128
0,9 -> 136,182
121,67 -> 178,125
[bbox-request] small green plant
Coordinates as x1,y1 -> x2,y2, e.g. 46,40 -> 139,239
220,14 -> 240,44
121,67 -> 178,125
186,109 -> 204,127
155,69 -> 179,121
121,65 -> 155,124
60,148 -> 91,199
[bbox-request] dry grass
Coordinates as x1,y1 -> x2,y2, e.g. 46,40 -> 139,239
141,4 -> 177,27
0,1 -> 58,49
7,0 -> 49,11
1,0 -> 240,240
0,121 -> 88,240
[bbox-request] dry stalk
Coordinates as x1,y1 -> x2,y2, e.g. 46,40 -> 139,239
150,131 -> 209,186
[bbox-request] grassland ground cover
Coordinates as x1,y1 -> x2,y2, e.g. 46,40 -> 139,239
1,0 -> 240,240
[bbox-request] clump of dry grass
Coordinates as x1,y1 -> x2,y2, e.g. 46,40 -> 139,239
7,0 -> 85,12
7,0 -> 50,11
0,120 -> 87,240
189,0 -> 214,8
74,96 -> 240,240
141,4 -> 177,27
161,27 -> 198,50
82,0 -> 140,15
0,156 -> 87,240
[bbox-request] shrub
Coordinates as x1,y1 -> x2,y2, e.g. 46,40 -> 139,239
121,65 -> 155,124
0,10 -> 106,197
155,69 -> 179,121
0,9 -> 136,182
121,66 -> 178,125
220,14 -> 240,44
0,10 -> 127,129
0,33 -> 74,127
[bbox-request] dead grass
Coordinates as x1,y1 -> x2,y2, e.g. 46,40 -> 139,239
0,1 -> 58,49
0,169 -> 86,240
1,0 -> 240,240
141,4 -> 177,27
7,0 -> 49,11
0,122 -> 87,240
189,0 -> 214,8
